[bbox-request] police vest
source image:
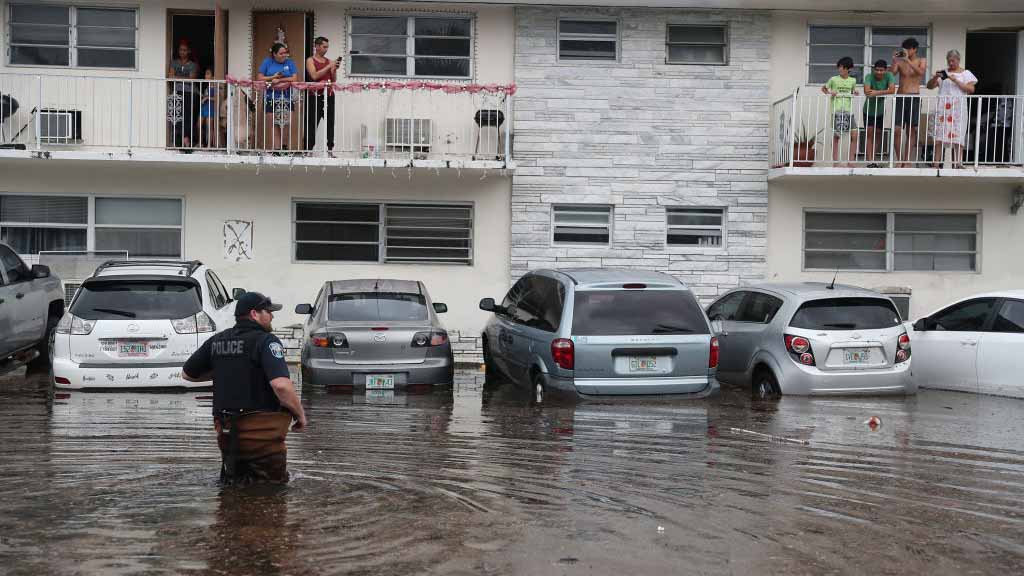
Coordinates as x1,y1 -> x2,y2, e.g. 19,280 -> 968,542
208,321 -> 282,413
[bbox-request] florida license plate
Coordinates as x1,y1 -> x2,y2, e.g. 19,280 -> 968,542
844,349 -> 870,364
629,356 -> 658,373
118,342 -> 148,357
366,374 -> 395,390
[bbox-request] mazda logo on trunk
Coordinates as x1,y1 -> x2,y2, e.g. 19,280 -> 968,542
127,324 -> 140,333
373,333 -> 387,343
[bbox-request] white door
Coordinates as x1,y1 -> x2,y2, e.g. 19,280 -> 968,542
204,270 -> 235,330
977,298 -> 1024,398
910,297 -> 998,393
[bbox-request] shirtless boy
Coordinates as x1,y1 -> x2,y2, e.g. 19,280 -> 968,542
890,38 -> 927,167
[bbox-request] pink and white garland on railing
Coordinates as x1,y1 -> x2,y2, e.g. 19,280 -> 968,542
225,74 -> 516,95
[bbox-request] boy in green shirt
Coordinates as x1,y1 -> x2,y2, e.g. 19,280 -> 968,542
820,56 -> 860,167
863,59 -> 896,166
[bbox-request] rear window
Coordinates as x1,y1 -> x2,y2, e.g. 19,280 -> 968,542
789,297 -> 901,330
328,293 -> 428,322
571,290 -> 710,336
71,281 -> 202,320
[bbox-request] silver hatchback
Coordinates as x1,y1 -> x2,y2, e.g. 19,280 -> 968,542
707,283 -> 915,398
480,269 -> 719,401
297,279 -> 454,390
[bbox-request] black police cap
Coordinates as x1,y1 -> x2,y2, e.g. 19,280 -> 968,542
235,291 -> 283,317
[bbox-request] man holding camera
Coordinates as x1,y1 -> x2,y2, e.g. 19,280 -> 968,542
890,38 -> 928,167
304,36 -> 340,153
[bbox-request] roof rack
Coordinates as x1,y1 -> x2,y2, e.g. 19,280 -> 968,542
93,260 -> 203,277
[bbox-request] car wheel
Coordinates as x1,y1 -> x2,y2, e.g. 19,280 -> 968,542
28,311 -> 60,370
532,372 -> 546,404
752,369 -> 779,400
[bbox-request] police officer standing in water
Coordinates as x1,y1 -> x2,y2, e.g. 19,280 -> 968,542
183,292 -> 308,484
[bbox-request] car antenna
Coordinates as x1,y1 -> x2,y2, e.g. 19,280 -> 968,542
827,268 -> 839,290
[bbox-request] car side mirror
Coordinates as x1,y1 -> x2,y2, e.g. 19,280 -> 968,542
433,303 -> 448,314
31,264 -> 50,279
295,303 -> 312,315
479,298 -> 496,312
232,288 -> 246,300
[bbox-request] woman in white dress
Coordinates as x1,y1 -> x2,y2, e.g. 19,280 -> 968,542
927,49 -> 978,168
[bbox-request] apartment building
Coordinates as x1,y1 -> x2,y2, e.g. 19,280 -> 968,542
0,0 -> 1021,355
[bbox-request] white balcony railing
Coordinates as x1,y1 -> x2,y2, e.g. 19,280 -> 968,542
0,73 -> 515,164
771,90 -> 1024,170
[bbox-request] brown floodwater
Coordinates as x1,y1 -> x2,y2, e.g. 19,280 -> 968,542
0,366 -> 1022,575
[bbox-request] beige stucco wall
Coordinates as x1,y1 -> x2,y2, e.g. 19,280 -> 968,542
769,11 -> 1024,101
767,178 -> 1024,320
0,159 -> 512,335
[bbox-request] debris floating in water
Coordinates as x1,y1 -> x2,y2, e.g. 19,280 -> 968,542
728,427 -> 809,445
864,416 -> 882,430
657,525 -> 665,533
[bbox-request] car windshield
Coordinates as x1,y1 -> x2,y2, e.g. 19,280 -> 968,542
70,281 -> 202,320
328,292 -> 429,322
789,297 -> 902,331
571,290 -> 710,336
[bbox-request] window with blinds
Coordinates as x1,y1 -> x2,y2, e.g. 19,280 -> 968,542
385,204 -> 473,264
558,20 -> 618,61
666,25 -> 728,65
667,207 -> 725,247
552,205 -> 612,245
8,4 -> 138,68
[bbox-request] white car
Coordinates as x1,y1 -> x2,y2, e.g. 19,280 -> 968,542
52,260 -> 237,389
908,291 -> 1024,398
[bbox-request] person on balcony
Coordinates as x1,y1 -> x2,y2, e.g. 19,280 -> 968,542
199,68 -> 220,149
927,50 -> 977,169
890,38 -> 928,167
167,39 -> 200,151
257,43 -> 298,152
821,57 -> 859,167
303,37 -> 339,155
862,60 -> 896,167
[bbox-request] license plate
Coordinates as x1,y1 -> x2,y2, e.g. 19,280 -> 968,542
118,342 -> 148,357
844,349 -> 871,364
366,374 -> 395,390
629,356 -> 658,373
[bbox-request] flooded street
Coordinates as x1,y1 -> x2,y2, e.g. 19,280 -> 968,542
1,368 -> 1023,575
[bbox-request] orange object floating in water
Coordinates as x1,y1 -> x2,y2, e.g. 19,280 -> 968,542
864,416 -> 882,430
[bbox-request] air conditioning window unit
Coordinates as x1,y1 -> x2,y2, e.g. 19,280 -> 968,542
385,118 -> 431,153
38,108 -> 83,143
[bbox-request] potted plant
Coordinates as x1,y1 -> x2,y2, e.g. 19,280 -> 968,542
792,124 -> 819,167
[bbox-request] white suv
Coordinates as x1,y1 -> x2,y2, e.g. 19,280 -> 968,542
52,260 -> 237,389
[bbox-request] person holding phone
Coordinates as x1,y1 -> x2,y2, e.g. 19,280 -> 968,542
257,43 -> 298,152
927,49 -> 977,168
304,36 -> 339,153
889,38 -> 928,167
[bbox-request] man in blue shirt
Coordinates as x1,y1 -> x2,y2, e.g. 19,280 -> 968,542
257,43 -> 298,151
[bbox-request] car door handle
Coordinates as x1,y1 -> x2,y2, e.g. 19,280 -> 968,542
15,292 -> 25,299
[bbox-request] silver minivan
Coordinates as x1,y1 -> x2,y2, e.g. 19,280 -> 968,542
707,282 -> 915,398
480,269 -> 719,401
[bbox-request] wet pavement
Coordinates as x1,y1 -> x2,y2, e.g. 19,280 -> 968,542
1,367 -> 1023,575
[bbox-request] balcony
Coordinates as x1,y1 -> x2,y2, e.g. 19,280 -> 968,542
0,73 -> 515,170
770,90 -> 1024,181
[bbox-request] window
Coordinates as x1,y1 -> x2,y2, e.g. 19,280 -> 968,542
349,15 -> 472,78
930,298 -> 997,332
512,276 -> 565,332
707,291 -> 746,321
738,292 -> 784,324
8,4 -> 137,68
572,290 -> 710,336
206,270 -> 228,310
667,207 -> 725,247
808,25 -> 928,83
70,280 -> 202,320
666,25 -> 728,65
294,201 -> 473,264
804,211 -> 978,272
552,205 -> 612,245
790,298 -> 901,331
0,245 -> 32,284
991,300 -> 1024,333
328,292 -> 429,322
501,276 -> 528,311
558,19 -> 618,61
0,195 -> 182,258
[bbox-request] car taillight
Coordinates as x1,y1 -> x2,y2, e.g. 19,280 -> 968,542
709,337 -> 719,369
551,338 -> 574,370
56,313 -> 73,334
896,332 -> 911,364
196,312 -> 216,333
312,332 -> 348,348
172,313 -> 215,334
70,315 -> 95,335
784,334 -> 816,366
411,331 -> 448,347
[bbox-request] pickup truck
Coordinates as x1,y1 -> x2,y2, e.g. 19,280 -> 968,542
0,242 -> 65,374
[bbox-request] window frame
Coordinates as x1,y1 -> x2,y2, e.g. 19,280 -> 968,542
551,204 -> 613,247
806,24 -> 931,85
0,193 -> 184,260
347,14 -> 474,79
6,3 -> 139,70
292,199 -> 475,265
736,291 -> 785,324
557,17 -> 620,63
666,207 -> 727,249
802,209 -> 980,273
707,290 -> 748,322
929,297 -> 998,332
665,23 -> 729,66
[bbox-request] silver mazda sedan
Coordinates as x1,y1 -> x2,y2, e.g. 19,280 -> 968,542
297,279 -> 454,389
